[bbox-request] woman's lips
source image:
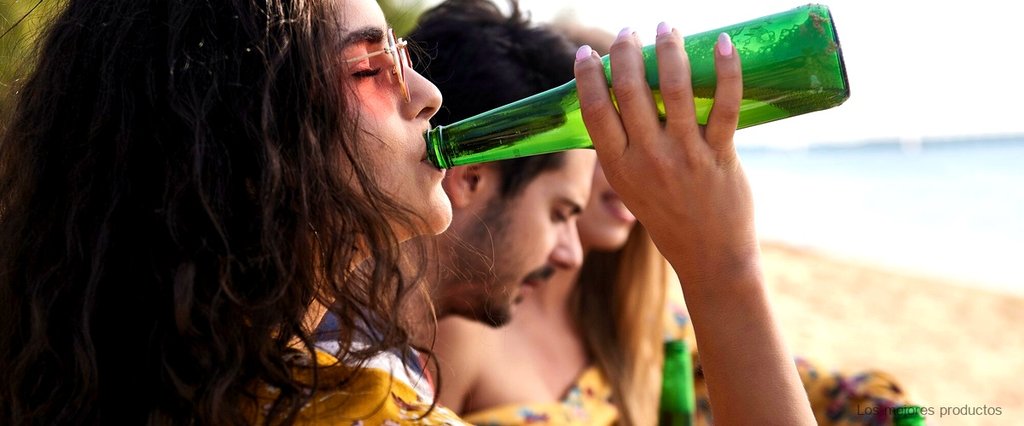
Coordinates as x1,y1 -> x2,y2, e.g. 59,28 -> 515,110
420,158 -> 446,176
420,148 -> 446,174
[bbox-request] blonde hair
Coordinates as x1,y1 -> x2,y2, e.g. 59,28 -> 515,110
571,225 -> 671,426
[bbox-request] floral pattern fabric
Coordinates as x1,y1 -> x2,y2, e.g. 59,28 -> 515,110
255,350 -> 469,425
461,367 -> 618,426
457,294 -> 926,426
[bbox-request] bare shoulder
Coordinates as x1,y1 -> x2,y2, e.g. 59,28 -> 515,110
433,316 -> 503,413
436,316 -> 505,360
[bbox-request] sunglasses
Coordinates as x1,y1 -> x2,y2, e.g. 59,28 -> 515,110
344,27 -> 412,103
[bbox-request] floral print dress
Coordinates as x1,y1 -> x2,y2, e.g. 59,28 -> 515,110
461,366 -> 618,426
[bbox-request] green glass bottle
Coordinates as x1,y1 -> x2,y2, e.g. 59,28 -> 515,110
659,339 -> 695,426
893,405 -> 928,426
425,4 -> 849,168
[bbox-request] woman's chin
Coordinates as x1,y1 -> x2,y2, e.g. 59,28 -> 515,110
427,187 -> 454,235
395,198 -> 452,243
582,229 -> 632,253
429,200 -> 454,235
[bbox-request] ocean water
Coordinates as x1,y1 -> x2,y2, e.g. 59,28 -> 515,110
739,136 -> 1024,295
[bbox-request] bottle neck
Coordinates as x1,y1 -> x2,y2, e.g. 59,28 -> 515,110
424,80 -> 580,169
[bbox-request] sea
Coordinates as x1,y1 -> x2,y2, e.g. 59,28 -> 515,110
738,135 -> 1024,296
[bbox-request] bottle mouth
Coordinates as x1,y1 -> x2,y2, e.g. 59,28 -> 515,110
423,127 -> 450,169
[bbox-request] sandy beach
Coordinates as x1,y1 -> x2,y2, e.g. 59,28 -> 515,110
759,241 -> 1024,425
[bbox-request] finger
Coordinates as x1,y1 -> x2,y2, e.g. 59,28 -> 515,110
575,44 -> 627,161
608,28 -> 660,150
655,23 -> 700,141
705,32 -> 743,154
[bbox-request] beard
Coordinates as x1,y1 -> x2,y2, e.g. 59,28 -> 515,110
474,300 -> 514,327
443,199 -> 522,327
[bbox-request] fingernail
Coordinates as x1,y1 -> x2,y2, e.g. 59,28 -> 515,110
576,45 -> 593,62
617,27 -> 633,43
657,22 -> 671,37
717,32 -> 733,57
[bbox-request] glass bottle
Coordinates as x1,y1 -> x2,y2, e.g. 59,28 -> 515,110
659,339 -> 695,426
893,405 -> 928,426
425,4 -> 849,168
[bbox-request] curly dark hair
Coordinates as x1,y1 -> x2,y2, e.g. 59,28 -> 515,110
0,0 -> 428,424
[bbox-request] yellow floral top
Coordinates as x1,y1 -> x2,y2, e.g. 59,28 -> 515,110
459,289 -> 923,426
462,366 -> 618,426
255,350 -> 469,425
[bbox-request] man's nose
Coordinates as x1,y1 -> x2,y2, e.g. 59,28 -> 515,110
550,225 -> 584,269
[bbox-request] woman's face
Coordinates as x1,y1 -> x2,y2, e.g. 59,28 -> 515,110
577,162 -> 637,252
339,0 -> 452,240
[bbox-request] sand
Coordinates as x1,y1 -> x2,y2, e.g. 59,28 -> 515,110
759,241 -> 1024,425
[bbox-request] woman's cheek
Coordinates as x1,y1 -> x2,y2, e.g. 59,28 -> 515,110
355,82 -> 398,117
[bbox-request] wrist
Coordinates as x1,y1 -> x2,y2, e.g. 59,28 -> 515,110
666,240 -> 765,294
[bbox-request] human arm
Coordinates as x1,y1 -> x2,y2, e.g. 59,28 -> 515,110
573,25 -> 814,424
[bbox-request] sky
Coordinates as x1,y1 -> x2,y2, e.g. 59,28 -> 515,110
421,0 -> 1024,149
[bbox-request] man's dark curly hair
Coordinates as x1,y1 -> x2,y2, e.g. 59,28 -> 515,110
410,0 -> 579,199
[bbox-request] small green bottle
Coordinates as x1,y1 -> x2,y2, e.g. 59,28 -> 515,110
893,405 -> 927,426
659,339 -> 695,426
425,4 -> 850,168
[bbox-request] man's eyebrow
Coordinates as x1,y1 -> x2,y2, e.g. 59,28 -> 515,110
342,26 -> 384,47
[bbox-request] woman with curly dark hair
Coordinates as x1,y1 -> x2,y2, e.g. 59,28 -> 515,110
0,0 -> 815,424
0,0 -> 454,423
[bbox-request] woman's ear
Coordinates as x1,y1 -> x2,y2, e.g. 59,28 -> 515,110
442,164 -> 497,209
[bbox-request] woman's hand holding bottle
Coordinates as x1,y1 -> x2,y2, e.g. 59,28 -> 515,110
574,23 -> 815,425
574,25 -> 755,288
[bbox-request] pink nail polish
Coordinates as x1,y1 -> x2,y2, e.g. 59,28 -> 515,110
617,27 -> 633,42
576,45 -> 593,62
657,22 -> 671,36
717,32 -> 733,57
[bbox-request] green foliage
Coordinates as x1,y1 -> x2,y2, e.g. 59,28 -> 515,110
378,0 -> 427,36
1,0 -> 57,109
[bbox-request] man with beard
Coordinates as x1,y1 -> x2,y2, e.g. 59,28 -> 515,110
408,1 -> 597,328
316,145 -> 594,400
429,148 -> 595,327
